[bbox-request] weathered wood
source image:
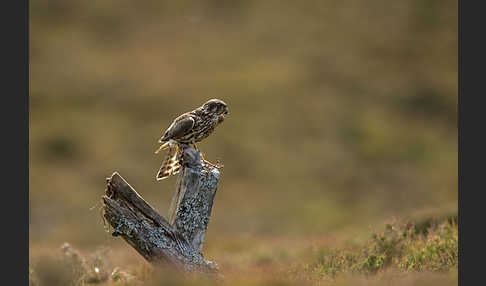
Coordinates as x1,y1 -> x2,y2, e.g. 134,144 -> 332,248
170,146 -> 220,252
107,173 -> 173,232
102,145 -> 220,273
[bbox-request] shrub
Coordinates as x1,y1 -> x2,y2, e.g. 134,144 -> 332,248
310,217 -> 458,280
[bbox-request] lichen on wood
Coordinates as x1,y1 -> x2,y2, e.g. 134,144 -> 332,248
101,145 -> 220,273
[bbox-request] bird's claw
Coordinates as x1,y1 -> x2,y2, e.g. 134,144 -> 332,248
202,159 -> 223,169
215,159 -> 224,168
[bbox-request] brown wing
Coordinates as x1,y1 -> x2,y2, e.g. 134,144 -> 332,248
159,114 -> 195,142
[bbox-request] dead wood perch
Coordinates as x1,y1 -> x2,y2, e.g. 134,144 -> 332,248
102,145 -> 220,273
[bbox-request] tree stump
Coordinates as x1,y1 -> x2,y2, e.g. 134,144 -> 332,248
102,145 -> 220,273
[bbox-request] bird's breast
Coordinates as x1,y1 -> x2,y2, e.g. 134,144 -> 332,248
178,116 -> 219,143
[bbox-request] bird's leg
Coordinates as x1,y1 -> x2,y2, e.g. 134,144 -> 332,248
191,143 -> 207,161
175,143 -> 186,164
192,143 -> 209,162
191,143 -> 220,168
192,142 -> 200,152
175,147 -> 183,162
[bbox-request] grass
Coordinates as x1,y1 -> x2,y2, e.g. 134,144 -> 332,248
307,216 -> 457,281
30,216 -> 457,286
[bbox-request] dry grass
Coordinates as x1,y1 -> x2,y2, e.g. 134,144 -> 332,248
29,217 -> 457,286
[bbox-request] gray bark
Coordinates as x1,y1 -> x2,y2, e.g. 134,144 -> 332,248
169,147 -> 220,252
102,145 -> 219,273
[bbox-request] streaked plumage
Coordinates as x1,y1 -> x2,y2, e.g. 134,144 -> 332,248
155,99 -> 229,180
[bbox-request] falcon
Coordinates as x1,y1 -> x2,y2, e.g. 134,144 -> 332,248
154,99 -> 229,180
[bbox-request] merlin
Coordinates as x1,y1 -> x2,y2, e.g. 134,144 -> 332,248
154,99 -> 229,180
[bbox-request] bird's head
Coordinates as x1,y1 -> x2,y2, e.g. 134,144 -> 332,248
202,99 -> 229,116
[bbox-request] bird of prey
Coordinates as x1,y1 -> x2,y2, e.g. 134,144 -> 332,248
154,99 -> 229,180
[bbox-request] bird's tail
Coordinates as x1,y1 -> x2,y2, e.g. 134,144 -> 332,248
156,146 -> 182,181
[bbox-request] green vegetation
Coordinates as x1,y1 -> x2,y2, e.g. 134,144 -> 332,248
309,217 -> 457,281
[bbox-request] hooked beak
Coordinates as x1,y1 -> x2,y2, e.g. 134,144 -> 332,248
224,109 -> 229,115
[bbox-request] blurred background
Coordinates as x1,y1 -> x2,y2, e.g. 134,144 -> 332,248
30,0 -> 457,283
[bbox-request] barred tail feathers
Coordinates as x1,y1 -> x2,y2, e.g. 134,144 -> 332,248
156,146 -> 181,181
